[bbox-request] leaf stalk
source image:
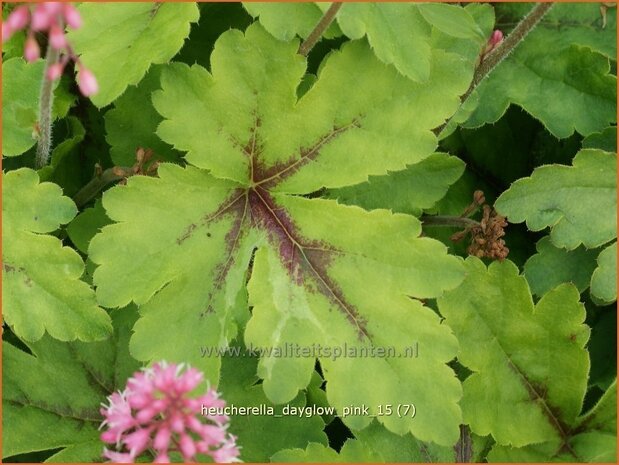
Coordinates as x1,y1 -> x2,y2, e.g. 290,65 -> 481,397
421,215 -> 481,229
298,2 -> 343,56
72,166 -> 131,208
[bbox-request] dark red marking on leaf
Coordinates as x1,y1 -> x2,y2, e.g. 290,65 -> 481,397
201,194 -> 250,318
3,263 -> 16,273
3,263 -> 32,286
178,113 -> 368,337
506,359 -> 576,457
176,190 -> 246,245
253,119 -> 360,188
248,185 -> 369,340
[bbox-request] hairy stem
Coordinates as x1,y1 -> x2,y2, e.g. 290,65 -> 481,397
35,46 -> 60,169
421,215 -> 480,229
298,2 -> 342,56
434,2 -> 554,137
73,167 -> 130,208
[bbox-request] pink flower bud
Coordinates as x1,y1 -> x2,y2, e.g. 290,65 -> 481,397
2,22 -> 12,43
77,66 -> 98,96
46,62 -> 64,80
4,6 -> 30,41
63,4 -> 82,29
31,5 -> 52,31
42,2 -> 63,16
24,35 -> 40,62
153,453 -> 169,463
490,29 -> 504,47
179,434 -> 197,459
49,23 -> 67,49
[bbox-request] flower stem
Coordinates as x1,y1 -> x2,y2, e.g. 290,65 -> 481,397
434,2 -> 554,137
421,215 -> 480,229
35,46 -> 60,169
298,2 -> 342,56
73,166 -> 130,208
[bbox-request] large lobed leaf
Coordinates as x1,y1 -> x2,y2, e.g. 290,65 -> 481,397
90,23 -> 472,445
496,149 -> 617,303
465,3 -> 617,138
2,168 -> 111,342
438,258 -> 595,457
2,308 -> 140,462
495,150 -> 616,247
68,2 -> 199,107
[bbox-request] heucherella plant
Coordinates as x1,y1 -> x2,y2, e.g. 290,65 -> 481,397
100,362 -> 239,463
1,1 -> 616,463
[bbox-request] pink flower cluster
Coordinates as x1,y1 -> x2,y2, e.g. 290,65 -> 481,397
100,362 -> 240,463
2,2 -> 98,96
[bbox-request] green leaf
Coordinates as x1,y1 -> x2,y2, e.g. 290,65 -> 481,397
353,422 -> 456,462
438,258 -> 590,447
243,3 -> 341,41
68,2 -> 199,107
218,345 -> 327,462
2,307 -> 141,461
577,379 -> 617,436
590,242 -> 617,304
66,200 -> 111,255
417,3 -> 485,40
105,65 -> 182,166
38,116 -> 86,197
176,3 -> 253,69
327,153 -> 465,217
91,24 -> 469,445
335,3 -> 433,82
2,58 -> 44,157
495,149 -> 617,250
247,2 -> 488,82
496,3 -> 616,59
465,3 -> 617,138
2,168 -> 111,342
524,237 -> 598,297
488,381 -> 617,462
582,126 -> 617,152
271,440 -> 383,463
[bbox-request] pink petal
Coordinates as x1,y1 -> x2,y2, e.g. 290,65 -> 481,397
153,452 -> 170,463
124,428 -> 152,456
153,426 -> 171,451
63,4 -> 82,29
179,434 -> 197,460
2,5 -> 30,35
49,23 -> 67,49
23,36 -> 40,62
41,2 -> 63,16
31,5 -> 52,31
102,449 -> 134,463
77,66 -> 98,96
